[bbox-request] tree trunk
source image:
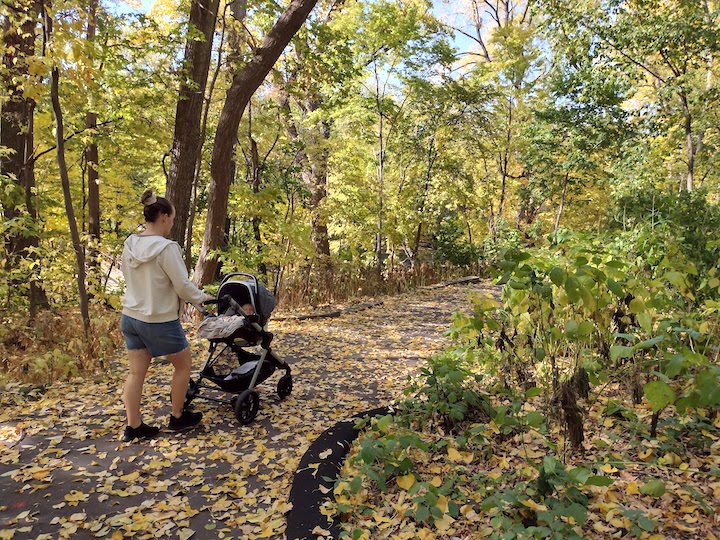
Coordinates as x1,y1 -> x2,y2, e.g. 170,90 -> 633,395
49,53 -> 90,333
680,92 -> 694,192
1,1 -> 49,317
85,0 -> 100,271
302,105 -> 332,274
194,0 -> 319,287
412,135 -> 436,262
374,61 -> 386,280
555,171 -> 569,233
276,80 -> 332,274
247,105 -> 268,278
166,0 -> 220,247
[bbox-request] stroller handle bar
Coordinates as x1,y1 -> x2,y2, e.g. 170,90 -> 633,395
220,272 -> 259,290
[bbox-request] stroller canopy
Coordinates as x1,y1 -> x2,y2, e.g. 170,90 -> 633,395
217,277 -> 276,326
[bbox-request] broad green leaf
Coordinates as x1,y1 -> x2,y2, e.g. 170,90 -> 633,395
376,414 -> 393,433
639,478 -> 665,497
525,411 -> 544,428
607,278 -> 624,297
634,336 -> 663,350
628,298 -> 645,314
549,266 -> 566,286
610,345 -> 634,362
636,312 -> 652,333
569,467 -> 592,484
578,320 -> 594,336
664,271 -> 685,289
695,368 -> 720,406
584,475 -> 614,487
644,381 -> 676,412
565,320 -> 579,335
664,355 -> 686,378
565,277 -> 581,302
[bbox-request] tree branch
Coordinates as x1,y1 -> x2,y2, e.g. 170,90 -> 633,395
28,119 -> 114,165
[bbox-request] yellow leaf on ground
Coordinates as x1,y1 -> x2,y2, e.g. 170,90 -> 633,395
521,499 -> 548,512
177,528 -> 194,540
397,474 -> 415,490
448,448 -> 462,462
625,482 -> 639,495
120,471 -> 140,483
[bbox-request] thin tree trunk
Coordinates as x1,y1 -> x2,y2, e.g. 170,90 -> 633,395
412,135 -> 436,262
194,0 -> 319,287
680,92 -> 694,192
166,0 -> 220,246
85,0 -> 100,272
555,171 -> 569,233
247,104 -> 268,278
49,46 -> 90,333
374,61 -> 385,280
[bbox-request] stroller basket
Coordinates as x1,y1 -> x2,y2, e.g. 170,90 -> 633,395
202,353 -> 276,393
185,273 -> 292,424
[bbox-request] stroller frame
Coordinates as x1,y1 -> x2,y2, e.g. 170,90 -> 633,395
185,273 -> 292,424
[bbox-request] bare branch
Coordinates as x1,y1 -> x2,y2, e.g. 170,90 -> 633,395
28,119 -> 114,165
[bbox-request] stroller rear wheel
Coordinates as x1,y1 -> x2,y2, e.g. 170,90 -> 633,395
234,389 -> 259,424
277,374 -> 293,399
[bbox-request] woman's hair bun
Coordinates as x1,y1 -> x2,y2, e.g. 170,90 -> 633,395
141,189 -> 157,206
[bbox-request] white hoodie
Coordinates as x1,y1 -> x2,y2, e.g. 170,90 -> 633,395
121,234 -> 208,323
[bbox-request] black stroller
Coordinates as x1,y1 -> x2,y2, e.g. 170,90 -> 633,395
185,273 -> 292,424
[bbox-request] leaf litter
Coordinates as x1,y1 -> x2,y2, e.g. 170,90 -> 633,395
0,284 -> 483,539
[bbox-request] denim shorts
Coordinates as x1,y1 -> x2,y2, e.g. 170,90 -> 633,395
120,315 -> 189,358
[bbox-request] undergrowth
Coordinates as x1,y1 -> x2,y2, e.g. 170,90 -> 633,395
328,228 -> 720,539
0,305 -> 122,385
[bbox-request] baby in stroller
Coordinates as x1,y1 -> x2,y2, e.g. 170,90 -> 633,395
186,273 -> 292,424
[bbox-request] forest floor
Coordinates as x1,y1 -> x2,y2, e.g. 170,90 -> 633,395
0,282 -> 493,540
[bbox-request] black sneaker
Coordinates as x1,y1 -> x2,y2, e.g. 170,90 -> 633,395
168,410 -> 202,431
122,422 -> 160,442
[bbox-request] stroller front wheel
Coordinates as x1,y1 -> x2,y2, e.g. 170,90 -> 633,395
234,389 -> 259,424
277,374 -> 293,399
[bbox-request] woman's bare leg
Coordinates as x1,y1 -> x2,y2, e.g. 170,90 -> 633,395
168,347 -> 192,418
123,349 -> 152,427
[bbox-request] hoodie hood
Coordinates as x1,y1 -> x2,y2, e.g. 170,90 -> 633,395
123,234 -> 175,268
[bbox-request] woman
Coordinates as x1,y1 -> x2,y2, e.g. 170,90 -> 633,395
120,189 -> 213,442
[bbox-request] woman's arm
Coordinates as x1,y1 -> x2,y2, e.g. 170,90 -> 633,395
158,243 -> 212,305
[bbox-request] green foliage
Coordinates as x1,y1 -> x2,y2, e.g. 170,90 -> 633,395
400,349 -> 494,432
480,457 -> 592,540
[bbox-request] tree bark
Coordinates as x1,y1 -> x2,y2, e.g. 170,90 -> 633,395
374,60 -> 386,280
412,134 -> 436,262
680,92 -> 694,192
1,1 -> 49,317
246,105 -> 268,278
48,36 -> 90,333
85,0 -> 100,270
555,171 -> 569,233
194,0 -> 319,287
166,0 -> 220,248
276,80 -> 332,274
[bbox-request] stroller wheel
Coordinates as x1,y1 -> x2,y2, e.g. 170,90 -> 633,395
277,374 -> 293,399
234,389 -> 259,425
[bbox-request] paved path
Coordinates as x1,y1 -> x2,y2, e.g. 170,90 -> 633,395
0,283 -> 494,539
